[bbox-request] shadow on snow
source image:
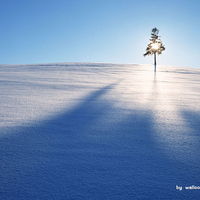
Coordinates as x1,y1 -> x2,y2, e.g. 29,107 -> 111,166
0,82 -> 200,200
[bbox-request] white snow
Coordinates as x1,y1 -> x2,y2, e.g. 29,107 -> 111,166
0,62 -> 200,199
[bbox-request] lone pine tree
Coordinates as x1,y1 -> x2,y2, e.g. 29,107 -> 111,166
144,27 -> 165,72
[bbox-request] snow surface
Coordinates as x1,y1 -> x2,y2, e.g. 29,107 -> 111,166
0,62 -> 200,200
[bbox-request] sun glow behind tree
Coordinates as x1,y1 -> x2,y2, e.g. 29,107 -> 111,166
151,43 -> 159,50
144,28 -> 165,72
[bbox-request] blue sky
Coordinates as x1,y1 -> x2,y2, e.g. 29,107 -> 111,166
0,0 -> 200,68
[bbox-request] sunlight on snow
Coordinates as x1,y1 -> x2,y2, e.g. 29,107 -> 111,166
1,63 -> 200,200
0,63 -> 200,164
147,66 -> 200,163
106,64 -> 200,164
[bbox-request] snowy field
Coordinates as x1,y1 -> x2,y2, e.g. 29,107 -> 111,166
0,62 -> 200,200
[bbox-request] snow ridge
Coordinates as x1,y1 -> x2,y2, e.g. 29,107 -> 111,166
0,63 -> 200,200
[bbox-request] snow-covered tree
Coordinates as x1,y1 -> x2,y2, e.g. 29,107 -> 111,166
144,27 -> 165,71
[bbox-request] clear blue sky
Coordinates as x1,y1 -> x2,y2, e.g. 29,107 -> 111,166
0,0 -> 200,68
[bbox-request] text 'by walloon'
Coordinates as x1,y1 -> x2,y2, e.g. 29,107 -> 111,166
176,185 -> 200,191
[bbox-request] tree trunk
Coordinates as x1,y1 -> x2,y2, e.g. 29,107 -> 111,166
154,52 -> 156,72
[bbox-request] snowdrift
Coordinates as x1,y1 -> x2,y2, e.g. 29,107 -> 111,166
0,63 -> 200,200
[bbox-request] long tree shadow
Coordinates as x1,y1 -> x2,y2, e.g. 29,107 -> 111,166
0,82 -> 200,200
181,110 -> 200,136
179,110 -> 200,161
